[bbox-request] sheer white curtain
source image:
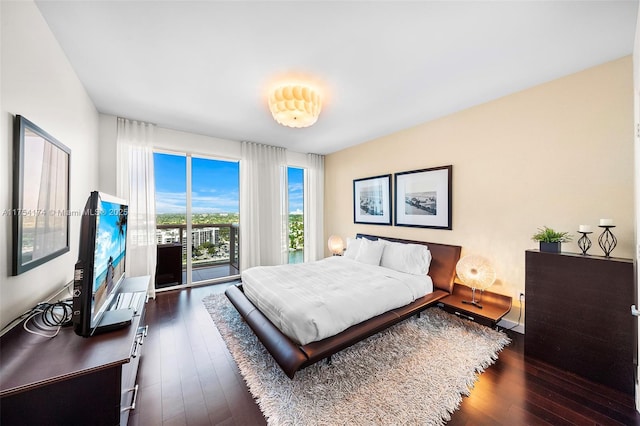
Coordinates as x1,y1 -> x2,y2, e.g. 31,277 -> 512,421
240,141 -> 288,270
304,153 -> 325,261
116,118 -> 157,298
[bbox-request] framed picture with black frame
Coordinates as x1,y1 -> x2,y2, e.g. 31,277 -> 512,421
353,174 -> 392,225
394,165 -> 452,229
12,115 -> 71,275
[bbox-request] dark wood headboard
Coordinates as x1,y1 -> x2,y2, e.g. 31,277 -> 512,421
356,234 -> 461,294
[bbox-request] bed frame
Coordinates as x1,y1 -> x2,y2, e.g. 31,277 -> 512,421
225,233 -> 462,378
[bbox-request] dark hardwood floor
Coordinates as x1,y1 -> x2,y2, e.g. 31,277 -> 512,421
130,283 -> 640,425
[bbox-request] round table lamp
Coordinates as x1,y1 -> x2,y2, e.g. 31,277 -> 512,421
455,255 -> 496,309
327,235 -> 344,256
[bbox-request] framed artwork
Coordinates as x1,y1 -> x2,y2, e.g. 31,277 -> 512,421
394,165 -> 452,229
353,174 -> 392,225
12,115 -> 71,275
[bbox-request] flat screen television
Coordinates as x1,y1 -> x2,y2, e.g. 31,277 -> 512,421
72,191 -> 130,337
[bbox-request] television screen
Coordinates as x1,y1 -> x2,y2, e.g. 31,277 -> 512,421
91,196 -> 128,325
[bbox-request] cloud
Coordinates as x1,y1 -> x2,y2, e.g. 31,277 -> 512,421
155,191 -> 239,214
94,228 -> 118,277
156,189 -> 306,214
191,191 -> 239,213
288,182 -> 303,192
154,191 -> 187,213
288,184 -> 304,213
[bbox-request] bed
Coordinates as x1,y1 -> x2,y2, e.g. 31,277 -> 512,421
225,233 -> 462,378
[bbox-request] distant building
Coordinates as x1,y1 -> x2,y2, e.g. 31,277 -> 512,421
191,228 -> 219,248
156,228 -> 181,244
156,227 -> 220,247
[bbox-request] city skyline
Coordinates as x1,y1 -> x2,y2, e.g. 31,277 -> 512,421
154,153 -> 303,214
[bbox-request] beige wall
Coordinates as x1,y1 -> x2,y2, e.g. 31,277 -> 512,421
325,56 -> 634,325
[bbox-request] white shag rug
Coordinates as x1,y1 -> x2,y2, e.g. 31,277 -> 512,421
203,293 -> 510,426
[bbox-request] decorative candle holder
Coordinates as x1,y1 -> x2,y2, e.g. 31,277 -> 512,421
577,231 -> 592,255
597,225 -> 617,257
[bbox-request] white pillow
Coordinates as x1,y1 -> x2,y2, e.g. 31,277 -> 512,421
343,237 -> 362,259
380,240 -> 432,275
354,238 -> 385,265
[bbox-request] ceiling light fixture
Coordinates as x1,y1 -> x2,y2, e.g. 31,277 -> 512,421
268,84 -> 321,128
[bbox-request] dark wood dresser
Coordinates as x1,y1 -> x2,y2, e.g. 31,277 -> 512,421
0,276 -> 149,425
524,250 -> 634,394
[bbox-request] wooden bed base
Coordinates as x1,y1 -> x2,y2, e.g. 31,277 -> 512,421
225,234 -> 462,378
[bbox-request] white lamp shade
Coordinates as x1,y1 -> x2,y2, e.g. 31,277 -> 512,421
327,235 -> 344,255
268,84 -> 322,128
456,255 -> 496,290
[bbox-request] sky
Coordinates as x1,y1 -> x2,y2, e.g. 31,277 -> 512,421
154,152 -> 303,214
288,167 -> 303,215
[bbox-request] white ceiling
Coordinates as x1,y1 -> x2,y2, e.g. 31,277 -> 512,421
35,1 -> 638,155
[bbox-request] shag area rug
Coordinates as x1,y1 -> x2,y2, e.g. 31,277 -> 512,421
203,293 -> 510,425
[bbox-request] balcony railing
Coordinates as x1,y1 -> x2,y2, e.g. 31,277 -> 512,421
156,223 -> 239,271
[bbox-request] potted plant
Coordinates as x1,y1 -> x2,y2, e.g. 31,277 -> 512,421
531,226 -> 572,253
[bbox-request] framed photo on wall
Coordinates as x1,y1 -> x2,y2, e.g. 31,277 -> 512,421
353,174 -> 392,225
12,115 -> 71,275
394,165 -> 452,229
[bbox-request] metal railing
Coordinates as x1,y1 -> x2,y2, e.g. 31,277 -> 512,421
156,223 -> 239,270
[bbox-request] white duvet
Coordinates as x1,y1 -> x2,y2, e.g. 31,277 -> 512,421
241,256 -> 433,345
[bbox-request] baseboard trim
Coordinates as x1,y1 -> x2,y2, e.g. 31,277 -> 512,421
497,318 -> 525,334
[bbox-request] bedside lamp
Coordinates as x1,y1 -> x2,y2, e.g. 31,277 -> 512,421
455,255 -> 496,309
327,235 -> 344,256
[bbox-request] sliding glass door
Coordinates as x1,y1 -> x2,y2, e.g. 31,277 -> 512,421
190,156 -> 239,283
154,151 -> 239,289
154,153 -> 186,288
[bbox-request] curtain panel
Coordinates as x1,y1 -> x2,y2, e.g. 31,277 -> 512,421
304,153 -> 324,261
240,141 -> 288,270
116,118 -> 157,298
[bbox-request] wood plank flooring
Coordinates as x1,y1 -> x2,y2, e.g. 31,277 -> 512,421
129,283 -> 640,425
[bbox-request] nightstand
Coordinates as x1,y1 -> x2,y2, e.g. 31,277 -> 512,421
438,284 -> 512,328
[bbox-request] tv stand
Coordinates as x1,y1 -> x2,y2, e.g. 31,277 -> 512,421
0,276 -> 150,426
